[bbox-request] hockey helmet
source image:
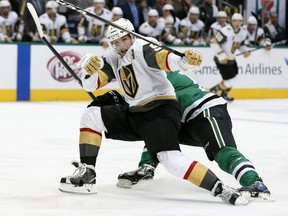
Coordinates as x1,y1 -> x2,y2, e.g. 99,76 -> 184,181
94,0 -> 105,3
231,13 -> 243,21
163,4 -> 174,11
46,1 -> 59,9
0,0 -> 11,8
111,7 -> 123,16
248,16 -> 258,25
148,9 -> 159,17
108,18 -> 135,42
189,6 -> 200,15
216,11 -> 227,18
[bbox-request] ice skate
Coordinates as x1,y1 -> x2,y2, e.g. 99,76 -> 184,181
221,88 -> 234,101
59,161 -> 97,194
117,164 -> 156,188
238,181 -> 273,201
211,181 -> 249,205
210,84 -> 220,94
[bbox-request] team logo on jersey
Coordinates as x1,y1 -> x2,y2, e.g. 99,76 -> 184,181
91,24 -> 102,37
119,64 -> 139,98
47,51 -> 82,82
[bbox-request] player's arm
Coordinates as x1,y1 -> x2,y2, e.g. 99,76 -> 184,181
210,29 -> 229,63
79,55 -> 115,92
143,40 -> 202,72
77,16 -> 88,43
238,40 -> 250,58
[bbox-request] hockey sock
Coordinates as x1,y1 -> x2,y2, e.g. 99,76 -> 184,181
157,151 -> 219,191
213,146 -> 261,186
138,147 -> 157,167
79,128 -> 102,166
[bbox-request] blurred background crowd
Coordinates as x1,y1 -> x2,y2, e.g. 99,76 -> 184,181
0,0 -> 287,46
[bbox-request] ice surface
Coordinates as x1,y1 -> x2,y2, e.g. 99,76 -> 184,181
0,99 -> 288,216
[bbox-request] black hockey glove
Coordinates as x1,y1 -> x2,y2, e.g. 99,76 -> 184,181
87,90 -> 124,108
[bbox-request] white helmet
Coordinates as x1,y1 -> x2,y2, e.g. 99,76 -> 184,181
46,1 -> 59,9
108,18 -> 135,42
216,11 -> 227,18
163,4 -> 174,11
148,9 -> 159,17
248,16 -> 258,25
189,6 -> 200,15
94,0 -> 105,3
0,0 -> 11,8
231,13 -> 243,21
112,7 -> 123,16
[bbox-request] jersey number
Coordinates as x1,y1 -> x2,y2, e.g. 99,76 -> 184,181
118,64 -> 139,98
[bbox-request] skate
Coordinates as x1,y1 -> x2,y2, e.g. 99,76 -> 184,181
221,88 -> 234,101
211,181 -> 249,205
238,181 -> 273,201
59,161 -> 97,194
117,164 -> 156,188
210,84 -> 220,94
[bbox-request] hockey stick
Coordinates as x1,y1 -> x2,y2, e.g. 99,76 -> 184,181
26,3 -> 96,100
236,39 -> 287,56
55,0 -> 185,57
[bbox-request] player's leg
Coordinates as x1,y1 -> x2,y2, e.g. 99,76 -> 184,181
130,101 -> 248,205
189,104 -> 271,199
59,105 -> 138,194
210,60 -> 238,101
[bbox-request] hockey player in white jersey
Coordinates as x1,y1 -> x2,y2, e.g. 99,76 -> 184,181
59,18 -> 248,205
210,13 -> 250,101
243,16 -> 271,50
0,0 -> 24,42
77,0 -> 112,47
37,1 -> 77,43
179,6 -> 206,46
159,4 -> 183,45
139,9 -> 165,41
111,7 -> 123,21
207,11 -> 228,43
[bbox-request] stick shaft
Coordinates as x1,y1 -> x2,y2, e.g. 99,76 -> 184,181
56,0 -> 184,57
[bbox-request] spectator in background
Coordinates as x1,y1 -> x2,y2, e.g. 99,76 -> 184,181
0,0 -> 23,42
207,11 -> 228,44
243,16 -> 271,50
37,1 -> 78,43
198,0 -> 218,37
22,0 -> 46,42
263,12 -> 286,43
119,0 -> 144,32
137,0 -> 149,22
77,0 -> 112,47
179,6 -> 206,46
111,6 -> 123,21
173,0 -> 192,20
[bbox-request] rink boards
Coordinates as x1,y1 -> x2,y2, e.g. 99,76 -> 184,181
0,43 -> 288,101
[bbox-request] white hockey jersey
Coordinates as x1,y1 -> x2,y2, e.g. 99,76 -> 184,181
139,19 -> 165,41
82,39 -> 179,108
208,21 -> 228,41
180,18 -> 204,44
39,13 -> 70,42
242,25 -> 265,45
0,11 -> 18,41
78,7 -> 112,43
212,24 -> 248,57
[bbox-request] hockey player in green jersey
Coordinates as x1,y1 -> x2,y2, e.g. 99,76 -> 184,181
114,71 -> 271,200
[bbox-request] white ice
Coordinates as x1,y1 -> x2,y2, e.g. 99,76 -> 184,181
0,99 -> 288,216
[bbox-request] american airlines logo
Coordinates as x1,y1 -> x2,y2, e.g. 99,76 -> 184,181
47,51 -> 82,82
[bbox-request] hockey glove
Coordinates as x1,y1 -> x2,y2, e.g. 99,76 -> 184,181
184,49 -> 202,66
243,51 -> 251,58
87,90 -> 124,108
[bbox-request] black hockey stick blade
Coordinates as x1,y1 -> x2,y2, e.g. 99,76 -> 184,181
56,0 -> 185,57
26,3 -> 96,100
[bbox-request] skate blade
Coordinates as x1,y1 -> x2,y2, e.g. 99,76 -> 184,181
59,183 -> 97,194
241,191 -> 275,202
116,179 -> 133,189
